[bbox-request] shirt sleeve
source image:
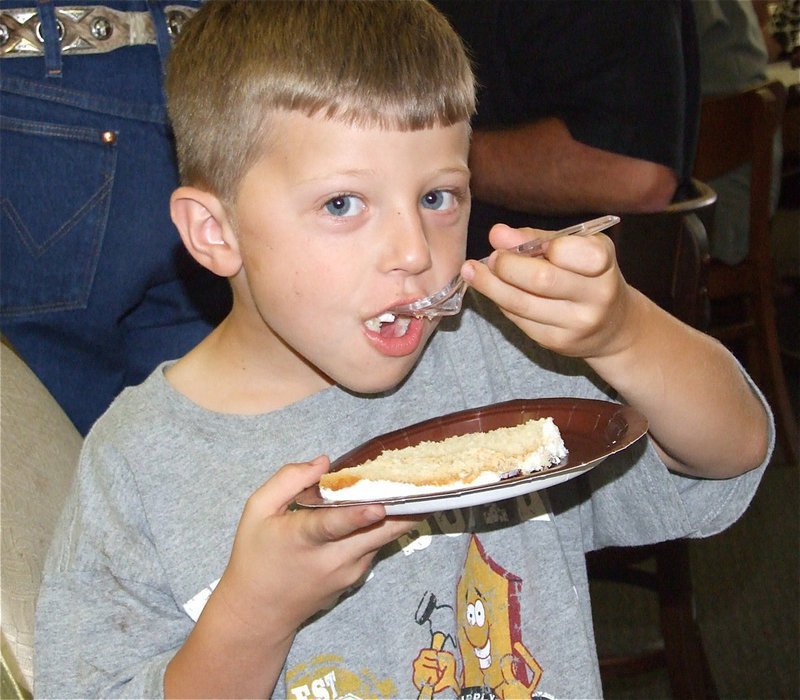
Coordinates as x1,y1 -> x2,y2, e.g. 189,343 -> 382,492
471,295 -> 774,552
549,363 -> 773,552
35,435 -> 191,699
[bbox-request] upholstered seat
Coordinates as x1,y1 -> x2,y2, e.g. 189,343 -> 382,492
1,340 -> 83,698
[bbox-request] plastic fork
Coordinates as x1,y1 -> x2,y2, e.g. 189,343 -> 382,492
388,214 -> 620,319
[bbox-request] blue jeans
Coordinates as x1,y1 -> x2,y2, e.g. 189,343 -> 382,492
1,0 -> 231,434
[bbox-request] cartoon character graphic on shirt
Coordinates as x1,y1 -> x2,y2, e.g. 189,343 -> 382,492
412,534 -> 543,699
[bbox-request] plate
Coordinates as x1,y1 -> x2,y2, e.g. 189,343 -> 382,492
294,398 -> 648,515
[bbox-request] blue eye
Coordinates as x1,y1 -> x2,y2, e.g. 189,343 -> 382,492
324,194 -> 364,217
421,190 -> 456,211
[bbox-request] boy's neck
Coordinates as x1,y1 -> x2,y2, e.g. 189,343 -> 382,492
165,317 -> 333,415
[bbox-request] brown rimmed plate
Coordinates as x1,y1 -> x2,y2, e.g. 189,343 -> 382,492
294,398 -> 648,515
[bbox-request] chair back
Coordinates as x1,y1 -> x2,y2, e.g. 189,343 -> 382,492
691,80 -> 798,465
693,80 -> 785,276
1,340 -> 83,697
608,179 -> 716,328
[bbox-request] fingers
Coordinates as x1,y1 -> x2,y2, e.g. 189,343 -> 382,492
542,232 -> 613,277
301,508 -> 423,552
302,503 -> 387,543
245,455 -> 423,547
483,223 -> 613,275
241,454 -> 428,586
463,228 -> 628,357
464,232 -> 613,304
486,222 -> 541,252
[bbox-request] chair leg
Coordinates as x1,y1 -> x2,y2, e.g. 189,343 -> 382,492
755,276 -> 799,465
745,299 -> 766,386
590,541 -> 720,698
656,540 -> 719,700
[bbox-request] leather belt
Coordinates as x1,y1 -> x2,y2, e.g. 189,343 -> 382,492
0,5 -> 197,58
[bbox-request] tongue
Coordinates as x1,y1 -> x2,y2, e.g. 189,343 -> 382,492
380,321 -> 402,338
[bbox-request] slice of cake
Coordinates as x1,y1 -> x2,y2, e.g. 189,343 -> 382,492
319,417 -> 567,502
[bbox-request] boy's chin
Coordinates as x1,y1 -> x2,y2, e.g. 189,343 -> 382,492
337,364 -> 417,397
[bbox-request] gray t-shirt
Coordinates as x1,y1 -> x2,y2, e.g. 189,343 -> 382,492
35,294 -> 771,699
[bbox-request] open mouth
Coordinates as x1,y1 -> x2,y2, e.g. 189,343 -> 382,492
364,312 -> 412,338
474,638 -> 492,670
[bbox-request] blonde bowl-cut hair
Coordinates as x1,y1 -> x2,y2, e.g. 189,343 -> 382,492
166,0 -> 477,205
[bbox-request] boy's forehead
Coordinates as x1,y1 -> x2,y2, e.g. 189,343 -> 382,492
266,108 -> 471,136
256,110 -> 471,164
234,112 -> 470,204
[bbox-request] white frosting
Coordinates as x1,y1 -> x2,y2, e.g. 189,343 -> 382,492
320,470 -> 503,502
320,416 -> 568,503
520,419 -> 568,467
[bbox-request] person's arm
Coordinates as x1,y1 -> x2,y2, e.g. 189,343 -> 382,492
164,456 -> 419,698
584,288 -> 769,478
463,225 -> 770,479
468,118 -> 678,216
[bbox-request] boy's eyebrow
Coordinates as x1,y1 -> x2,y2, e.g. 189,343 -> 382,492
298,168 -> 379,184
299,165 -> 470,185
432,166 -> 471,179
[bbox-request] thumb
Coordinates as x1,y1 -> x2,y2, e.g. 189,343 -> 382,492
487,222 -> 543,254
249,455 -> 331,515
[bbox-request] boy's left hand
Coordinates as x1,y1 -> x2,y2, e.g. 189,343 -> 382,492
462,223 -> 634,360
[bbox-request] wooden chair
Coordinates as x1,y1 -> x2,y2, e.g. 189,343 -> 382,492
692,80 -> 798,465
588,181 -> 720,699
588,539 -> 718,698
779,82 -> 799,196
608,178 -> 716,327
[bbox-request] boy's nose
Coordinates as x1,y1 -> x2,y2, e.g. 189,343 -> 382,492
382,209 -> 433,274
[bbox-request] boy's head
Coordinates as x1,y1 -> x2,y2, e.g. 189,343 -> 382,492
167,0 -> 477,401
166,0 -> 475,205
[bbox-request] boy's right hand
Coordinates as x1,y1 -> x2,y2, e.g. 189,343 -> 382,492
211,455 -> 421,639
166,455 -> 421,698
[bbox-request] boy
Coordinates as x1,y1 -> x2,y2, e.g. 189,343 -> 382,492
35,2 -> 772,698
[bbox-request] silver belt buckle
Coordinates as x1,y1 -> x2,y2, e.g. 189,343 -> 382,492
0,5 -> 197,58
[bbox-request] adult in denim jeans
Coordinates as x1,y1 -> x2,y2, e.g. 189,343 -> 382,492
1,0 -> 231,435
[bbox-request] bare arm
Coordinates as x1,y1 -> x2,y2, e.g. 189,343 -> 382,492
585,289 -> 769,477
164,586 -> 295,699
469,118 -> 678,216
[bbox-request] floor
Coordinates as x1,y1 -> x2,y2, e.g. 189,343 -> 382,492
592,452 -> 799,699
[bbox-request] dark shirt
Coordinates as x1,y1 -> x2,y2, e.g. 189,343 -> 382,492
432,0 -> 701,257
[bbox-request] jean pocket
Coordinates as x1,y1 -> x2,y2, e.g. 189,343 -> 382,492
1,116 -> 117,317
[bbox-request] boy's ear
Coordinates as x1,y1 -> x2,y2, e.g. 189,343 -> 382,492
170,186 -> 242,277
